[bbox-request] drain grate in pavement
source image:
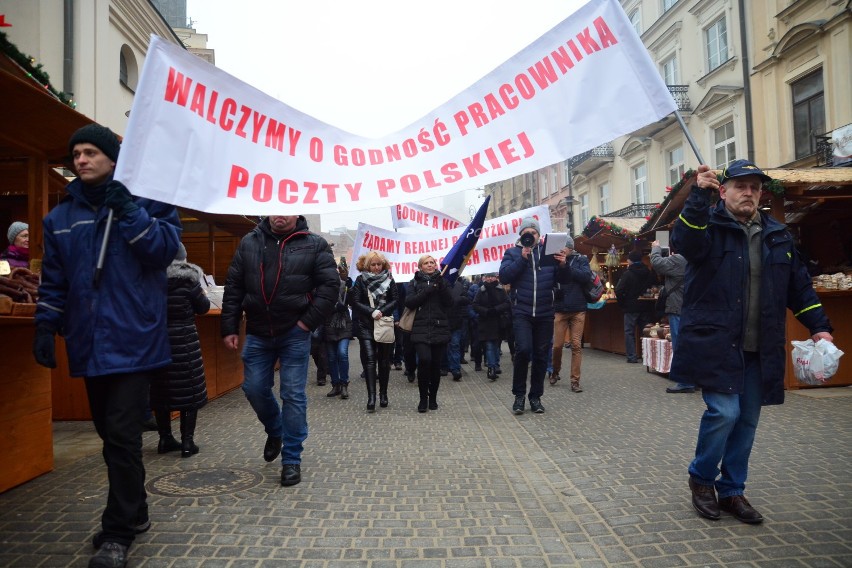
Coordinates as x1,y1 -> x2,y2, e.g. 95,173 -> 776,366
147,467 -> 263,497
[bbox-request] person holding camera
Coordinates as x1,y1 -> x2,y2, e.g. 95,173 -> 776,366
551,235 -> 592,393
649,239 -> 691,393
499,217 -> 570,415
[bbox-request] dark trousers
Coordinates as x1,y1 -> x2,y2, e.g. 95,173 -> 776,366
468,318 -> 482,366
392,326 -> 404,365
415,342 -> 447,400
402,331 -> 417,375
311,339 -> 328,382
511,314 -> 554,399
84,371 -> 153,546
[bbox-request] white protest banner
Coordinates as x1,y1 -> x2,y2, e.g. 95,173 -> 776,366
391,202 -> 463,231
116,0 -> 675,215
348,206 -> 552,282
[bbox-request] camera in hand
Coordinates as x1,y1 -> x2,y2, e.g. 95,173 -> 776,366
520,233 -> 536,248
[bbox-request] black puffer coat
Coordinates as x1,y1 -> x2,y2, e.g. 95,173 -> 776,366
472,281 -> 511,342
324,276 -> 353,342
221,216 -> 338,337
151,261 -> 210,410
350,273 -> 399,341
405,271 -> 453,345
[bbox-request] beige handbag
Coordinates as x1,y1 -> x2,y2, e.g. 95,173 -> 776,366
367,290 -> 396,343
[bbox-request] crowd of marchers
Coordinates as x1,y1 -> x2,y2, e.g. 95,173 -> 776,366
27,120 -> 834,568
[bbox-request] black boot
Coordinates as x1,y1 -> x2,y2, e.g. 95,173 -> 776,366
155,408 -> 180,454
417,371 -> 429,413
326,384 -> 342,397
180,410 -> 199,458
366,368 -> 377,413
429,376 -> 440,410
378,365 -> 390,408
340,384 -> 349,399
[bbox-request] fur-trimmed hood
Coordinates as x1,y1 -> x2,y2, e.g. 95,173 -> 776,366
167,260 -> 204,283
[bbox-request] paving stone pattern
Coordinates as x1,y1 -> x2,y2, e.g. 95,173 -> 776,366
1,348 -> 851,567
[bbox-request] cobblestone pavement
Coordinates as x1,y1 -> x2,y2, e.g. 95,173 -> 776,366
2,347 -> 851,567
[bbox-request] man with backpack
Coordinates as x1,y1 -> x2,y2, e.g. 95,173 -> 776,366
551,236 -> 592,392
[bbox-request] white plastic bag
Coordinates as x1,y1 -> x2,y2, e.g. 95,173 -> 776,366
791,339 -> 844,385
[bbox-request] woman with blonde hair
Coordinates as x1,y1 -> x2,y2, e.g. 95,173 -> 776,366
405,255 -> 453,412
350,251 -> 399,412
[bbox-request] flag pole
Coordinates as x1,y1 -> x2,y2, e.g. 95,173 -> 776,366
674,110 -> 705,164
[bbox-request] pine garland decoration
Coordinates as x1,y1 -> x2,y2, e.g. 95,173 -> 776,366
0,30 -> 75,108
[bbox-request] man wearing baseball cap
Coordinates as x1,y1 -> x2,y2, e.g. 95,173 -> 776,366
33,123 -> 182,567
672,160 -> 833,525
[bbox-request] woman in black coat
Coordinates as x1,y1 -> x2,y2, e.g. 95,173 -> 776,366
350,251 -> 399,413
472,273 -> 512,380
151,244 -> 210,457
405,255 -> 453,412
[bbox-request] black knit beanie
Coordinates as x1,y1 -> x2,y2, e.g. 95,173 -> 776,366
68,124 -> 120,162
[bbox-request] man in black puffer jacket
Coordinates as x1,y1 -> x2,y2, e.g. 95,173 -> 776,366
222,215 -> 338,487
615,250 -> 654,363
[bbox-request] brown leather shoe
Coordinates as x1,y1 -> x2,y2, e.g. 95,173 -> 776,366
570,381 -> 583,393
549,373 -> 560,385
689,477 -> 720,520
719,495 -> 764,524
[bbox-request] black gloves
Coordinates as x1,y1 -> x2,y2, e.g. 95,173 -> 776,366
434,277 -> 446,290
104,180 -> 139,218
33,323 -> 57,368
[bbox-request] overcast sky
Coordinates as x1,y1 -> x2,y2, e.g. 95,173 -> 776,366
184,0 -> 586,229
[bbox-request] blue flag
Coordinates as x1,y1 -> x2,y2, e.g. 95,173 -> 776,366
440,196 -> 491,286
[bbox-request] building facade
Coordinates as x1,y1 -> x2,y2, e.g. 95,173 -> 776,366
0,0 -> 185,135
749,0 -> 851,169
486,1 -> 852,237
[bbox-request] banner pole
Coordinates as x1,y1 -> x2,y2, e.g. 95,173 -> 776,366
674,110 -> 705,165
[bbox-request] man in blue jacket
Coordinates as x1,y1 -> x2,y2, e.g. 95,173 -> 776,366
33,124 -> 182,568
499,217 -> 569,414
673,160 -> 833,524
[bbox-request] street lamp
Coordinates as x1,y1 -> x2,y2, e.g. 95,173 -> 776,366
564,195 -> 578,235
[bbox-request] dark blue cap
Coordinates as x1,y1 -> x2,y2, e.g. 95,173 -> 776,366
721,159 -> 771,184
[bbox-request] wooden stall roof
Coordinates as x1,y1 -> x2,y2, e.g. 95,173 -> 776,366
574,216 -> 646,255
639,168 -> 852,237
0,55 -> 92,166
179,208 -> 259,238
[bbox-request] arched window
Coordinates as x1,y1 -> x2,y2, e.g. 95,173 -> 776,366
119,45 -> 139,91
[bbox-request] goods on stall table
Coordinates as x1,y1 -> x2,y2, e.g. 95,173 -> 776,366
0,267 -> 39,304
812,272 -> 852,290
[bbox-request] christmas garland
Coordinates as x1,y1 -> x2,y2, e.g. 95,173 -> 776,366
582,215 -> 635,239
0,31 -> 75,108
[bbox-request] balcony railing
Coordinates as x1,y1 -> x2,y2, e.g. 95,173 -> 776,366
570,143 -> 614,168
667,85 -> 691,112
815,122 -> 852,167
603,203 -> 659,218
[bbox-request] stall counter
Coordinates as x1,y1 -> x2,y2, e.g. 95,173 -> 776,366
784,290 -> 852,389
0,317 -> 53,493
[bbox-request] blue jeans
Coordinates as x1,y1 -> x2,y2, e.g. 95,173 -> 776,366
689,352 -> 763,498
325,338 -> 350,385
446,328 -> 463,373
668,314 -> 694,389
484,340 -> 501,369
511,313 -> 554,399
623,311 -> 649,362
241,328 -> 311,465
